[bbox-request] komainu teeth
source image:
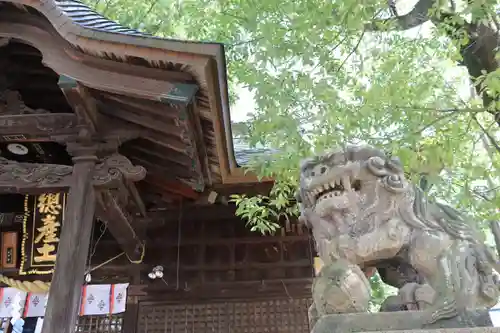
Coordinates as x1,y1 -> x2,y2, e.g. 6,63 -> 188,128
329,181 -> 336,188
335,178 -> 341,186
333,190 -> 341,196
342,176 -> 351,190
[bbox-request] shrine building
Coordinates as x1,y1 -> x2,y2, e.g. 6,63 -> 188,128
0,0 -> 314,332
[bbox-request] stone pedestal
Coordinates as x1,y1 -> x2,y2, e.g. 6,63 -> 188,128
365,327 -> 500,333
311,310 -> 493,333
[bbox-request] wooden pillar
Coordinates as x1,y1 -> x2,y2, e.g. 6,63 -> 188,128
123,271 -> 141,333
41,151 -> 97,333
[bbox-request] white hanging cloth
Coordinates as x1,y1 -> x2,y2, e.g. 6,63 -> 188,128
79,283 -> 129,316
0,283 -> 129,318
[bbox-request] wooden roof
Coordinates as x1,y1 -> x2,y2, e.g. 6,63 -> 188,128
0,0 -> 270,204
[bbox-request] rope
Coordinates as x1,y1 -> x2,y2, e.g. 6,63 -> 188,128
0,244 -> 146,293
125,242 -> 145,265
0,275 -> 50,293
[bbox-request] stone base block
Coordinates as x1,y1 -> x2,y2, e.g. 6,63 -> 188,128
312,310 -> 492,333
365,327 -> 500,333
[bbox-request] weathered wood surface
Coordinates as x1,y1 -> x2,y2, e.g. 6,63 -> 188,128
0,154 -> 145,193
41,154 -> 97,333
0,113 -> 79,137
0,4 -> 262,197
96,190 -> 144,262
0,157 -> 73,193
128,278 -> 313,301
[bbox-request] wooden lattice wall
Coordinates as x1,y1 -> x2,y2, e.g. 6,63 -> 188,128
141,214 -> 314,288
87,206 -> 316,333
137,298 -> 311,333
75,314 -> 124,333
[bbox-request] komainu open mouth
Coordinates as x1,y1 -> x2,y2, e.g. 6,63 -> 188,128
311,178 -> 362,205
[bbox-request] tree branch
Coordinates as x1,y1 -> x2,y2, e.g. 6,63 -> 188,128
473,115 -> 500,154
336,29 -> 365,73
366,0 -> 435,31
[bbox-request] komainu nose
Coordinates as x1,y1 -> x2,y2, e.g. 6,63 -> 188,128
311,165 -> 328,177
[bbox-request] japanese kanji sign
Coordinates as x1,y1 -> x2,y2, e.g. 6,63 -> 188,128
20,193 -> 66,275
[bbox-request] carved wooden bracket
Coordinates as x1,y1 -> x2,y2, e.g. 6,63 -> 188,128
0,154 -> 146,193
93,154 -> 146,189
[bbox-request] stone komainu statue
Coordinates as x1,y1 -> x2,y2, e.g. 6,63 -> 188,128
297,145 -> 500,325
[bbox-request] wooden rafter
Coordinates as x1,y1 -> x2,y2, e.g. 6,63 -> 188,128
188,103 -> 212,186
59,80 -> 142,151
58,77 -> 100,132
96,189 -> 144,262
172,103 -> 205,192
143,176 -> 200,200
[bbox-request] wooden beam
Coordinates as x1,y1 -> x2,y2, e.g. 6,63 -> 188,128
0,20 -> 195,102
125,234 -> 310,247
0,154 -> 145,193
96,190 -> 144,262
171,104 -> 205,192
146,204 -> 238,226
142,176 -> 200,200
95,95 -> 185,141
159,83 -> 199,104
188,103 -> 212,186
0,37 -> 9,47
126,181 -> 147,217
93,154 -> 146,261
128,278 -> 313,301
41,151 -> 97,333
0,113 -> 80,141
58,77 -> 99,132
0,157 -> 73,193
59,81 -> 144,148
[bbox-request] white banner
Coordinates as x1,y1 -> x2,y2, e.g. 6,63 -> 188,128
0,289 -> 26,319
0,284 -> 129,318
79,283 -> 129,316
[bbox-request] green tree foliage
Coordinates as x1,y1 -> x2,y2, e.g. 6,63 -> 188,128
84,0 -> 500,306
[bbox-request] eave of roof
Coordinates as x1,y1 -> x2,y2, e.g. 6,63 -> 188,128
1,0 -> 271,184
